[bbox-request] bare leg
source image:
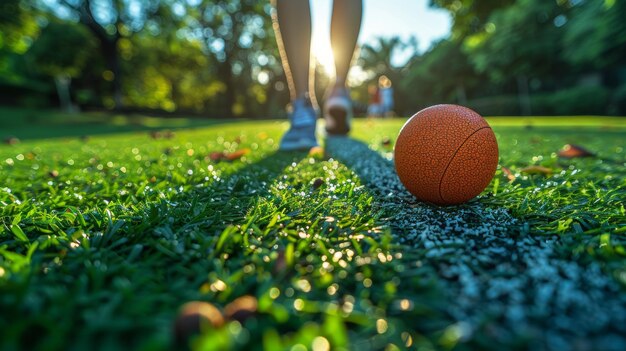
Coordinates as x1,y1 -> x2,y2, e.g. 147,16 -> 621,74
273,0 -> 318,151
272,0 -> 312,101
330,0 -> 363,87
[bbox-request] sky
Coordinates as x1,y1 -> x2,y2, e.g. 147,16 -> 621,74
311,0 -> 452,71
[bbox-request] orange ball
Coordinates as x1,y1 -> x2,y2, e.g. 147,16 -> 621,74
394,104 -> 499,205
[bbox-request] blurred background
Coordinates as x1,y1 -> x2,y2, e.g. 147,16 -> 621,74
1,0 -> 625,122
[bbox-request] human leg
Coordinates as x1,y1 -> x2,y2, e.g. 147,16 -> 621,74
272,0 -> 313,100
324,0 -> 363,135
330,0 -> 363,87
272,0 -> 318,150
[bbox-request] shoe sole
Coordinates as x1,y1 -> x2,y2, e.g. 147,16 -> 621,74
326,106 -> 350,135
279,138 -> 318,151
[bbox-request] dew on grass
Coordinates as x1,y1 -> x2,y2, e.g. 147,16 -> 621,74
325,136 -> 626,348
293,299 -> 304,311
376,319 -> 388,334
269,287 -> 280,299
311,336 -> 330,351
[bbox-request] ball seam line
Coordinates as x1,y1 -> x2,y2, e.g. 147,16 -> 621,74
438,126 -> 492,204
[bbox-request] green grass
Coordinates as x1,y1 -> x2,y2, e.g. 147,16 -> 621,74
0,114 -> 625,350
0,107 -> 225,140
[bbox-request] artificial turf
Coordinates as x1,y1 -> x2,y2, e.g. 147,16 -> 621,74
0,115 -> 625,351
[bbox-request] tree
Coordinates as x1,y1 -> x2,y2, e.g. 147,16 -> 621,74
0,0 -> 40,81
26,21 -> 97,112
357,37 -> 415,79
123,31 -> 221,112
464,0 -> 570,114
563,0 -> 626,73
401,39 -> 481,110
44,0 -> 165,109
182,0 -> 280,117
430,0 -> 514,38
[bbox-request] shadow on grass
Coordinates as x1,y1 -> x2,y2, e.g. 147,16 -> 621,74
325,136 -> 408,200
0,107 -> 249,141
0,148 -> 310,351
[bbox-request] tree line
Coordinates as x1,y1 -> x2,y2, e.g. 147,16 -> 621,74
1,0 -> 624,117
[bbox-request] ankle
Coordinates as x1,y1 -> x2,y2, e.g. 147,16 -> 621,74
295,92 -> 312,103
334,77 -> 347,88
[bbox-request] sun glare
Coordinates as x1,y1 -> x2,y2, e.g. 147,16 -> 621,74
312,38 -> 336,77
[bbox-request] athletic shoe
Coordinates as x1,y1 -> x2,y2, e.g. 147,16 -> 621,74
323,86 -> 352,135
279,95 -> 318,151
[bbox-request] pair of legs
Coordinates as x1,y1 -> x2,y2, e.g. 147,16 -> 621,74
273,0 -> 363,149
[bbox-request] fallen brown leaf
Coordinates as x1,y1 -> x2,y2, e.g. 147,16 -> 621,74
501,166 -> 516,181
520,165 -> 553,175
312,178 -> 325,190
173,301 -> 224,344
224,296 -> 258,323
225,148 -> 250,161
558,144 -> 595,159
209,151 -> 226,162
308,146 -> 325,158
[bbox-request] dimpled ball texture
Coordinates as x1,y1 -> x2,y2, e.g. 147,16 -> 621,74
394,104 -> 499,205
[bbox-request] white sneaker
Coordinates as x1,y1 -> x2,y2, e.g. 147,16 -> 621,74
324,86 -> 352,135
279,96 -> 318,151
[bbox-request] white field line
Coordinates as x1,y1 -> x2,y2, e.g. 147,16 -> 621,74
326,136 -> 626,350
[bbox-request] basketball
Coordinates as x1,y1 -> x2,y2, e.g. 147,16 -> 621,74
394,104 -> 499,205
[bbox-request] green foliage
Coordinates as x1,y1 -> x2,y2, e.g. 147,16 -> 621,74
466,0 -> 568,82
531,85 -> 611,115
26,21 -> 97,78
121,34 -> 218,111
401,39 -> 480,108
430,0 -> 515,38
563,0 -> 626,70
613,83 -> 626,114
2,0 -> 626,115
465,95 -> 521,116
0,0 -> 39,54
466,86 -> 613,116
181,0 -> 284,116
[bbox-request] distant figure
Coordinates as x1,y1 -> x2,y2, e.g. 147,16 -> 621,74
367,84 -> 382,118
378,75 -> 394,117
379,75 -> 395,117
272,0 -> 363,150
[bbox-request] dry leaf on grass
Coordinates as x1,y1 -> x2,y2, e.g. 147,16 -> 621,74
225,148 -> 250,161
520,165 -> 553,175
208,152 -> 226,162
501,166 -> 516,181
308,146 -> 325,159
311,178 -> 325,190
558,144 -> 595,159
